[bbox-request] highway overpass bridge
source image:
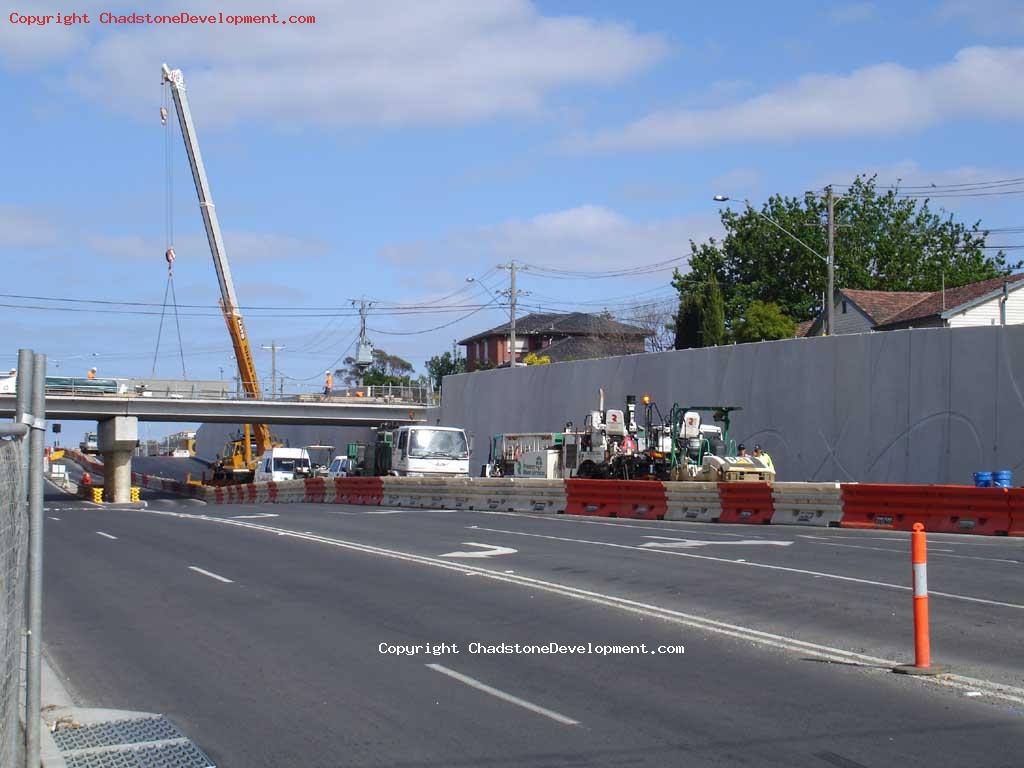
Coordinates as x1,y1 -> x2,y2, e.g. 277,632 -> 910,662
0,393 -> 427,425
1,392 -> 428,502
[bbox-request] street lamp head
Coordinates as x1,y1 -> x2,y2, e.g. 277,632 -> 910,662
465,277 -> 476,283
712,194 -> 730,202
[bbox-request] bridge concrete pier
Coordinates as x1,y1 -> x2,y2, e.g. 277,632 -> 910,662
98,416 -> 138,503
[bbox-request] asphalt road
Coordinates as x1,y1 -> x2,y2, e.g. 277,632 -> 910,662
41,490 -> 1024,767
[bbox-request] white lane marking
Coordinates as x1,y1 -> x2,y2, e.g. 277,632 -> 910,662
641,536 -> 792,549
796,536 -> 1019,564
440,542 -> 518,559
48,517 -> 61,521
187,566 -> 234,584
426,664 -> 579,725
469,525 -> 1024,610
473,510 -> 760,537
230,513 -> 279,520
134,507 -> 1024,706
95,531 -> 117,540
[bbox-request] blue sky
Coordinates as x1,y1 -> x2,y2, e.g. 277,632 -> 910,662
3,0 -> 1024,442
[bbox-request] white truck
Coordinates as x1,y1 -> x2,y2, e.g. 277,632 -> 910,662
366,425 -> 470,477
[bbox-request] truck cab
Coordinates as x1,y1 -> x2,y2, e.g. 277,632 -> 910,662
382,426 -> 470,477
253,447 -> 313,483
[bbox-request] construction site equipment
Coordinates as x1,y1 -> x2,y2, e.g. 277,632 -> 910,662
487,392 -> 774,482
162,63 -> 273,483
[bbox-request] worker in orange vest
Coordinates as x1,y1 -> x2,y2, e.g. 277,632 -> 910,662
323,370 -> 334,398
87,367 -> 97,380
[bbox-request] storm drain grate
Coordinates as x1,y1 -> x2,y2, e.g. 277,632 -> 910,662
54,716 -> 184,751
63,741 -> 214,768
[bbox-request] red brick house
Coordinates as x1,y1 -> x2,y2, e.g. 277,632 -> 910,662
459,312 -> 649,371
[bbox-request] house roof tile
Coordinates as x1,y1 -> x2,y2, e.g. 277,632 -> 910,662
875,273 -> 1024,328
841,289 -> 931,324
458,311 -> 648,344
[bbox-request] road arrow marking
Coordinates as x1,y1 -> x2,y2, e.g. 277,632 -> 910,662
440,542 -> 518,559
640,535 -> 792,549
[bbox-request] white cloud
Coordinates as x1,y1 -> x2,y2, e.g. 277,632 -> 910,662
937,1 -> 1024,35
0,206 -> 58,248
379,204 -> 722,275
575,46 -> 1024,151
3,0 -> 668,129
829,3 -> 876,24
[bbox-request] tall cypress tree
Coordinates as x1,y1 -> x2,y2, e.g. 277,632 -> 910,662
701,273 -> 726,346
673,291 -> 703,350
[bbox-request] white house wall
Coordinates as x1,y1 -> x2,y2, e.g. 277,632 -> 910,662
947,288 -> 1024,327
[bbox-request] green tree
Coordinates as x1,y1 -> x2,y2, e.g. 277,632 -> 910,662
675,175 -> 1018,327
672,290 -> 702,349
425,351 -> 466,391
700,273 -> 726,346
733,301 -> 796,343
342,348 -> 415,386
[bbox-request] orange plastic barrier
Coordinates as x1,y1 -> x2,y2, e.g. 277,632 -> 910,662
1005,489 -> 1024,537
840,484 -> 1011,535
717,482 -> 774,524
304,477 -> 327,503
564,479 -> 667,519
334,477 -> 383,505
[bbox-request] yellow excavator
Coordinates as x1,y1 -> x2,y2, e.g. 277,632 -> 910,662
163,63 -> 279,484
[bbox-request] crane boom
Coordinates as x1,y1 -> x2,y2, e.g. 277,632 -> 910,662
161,63 -> 272,461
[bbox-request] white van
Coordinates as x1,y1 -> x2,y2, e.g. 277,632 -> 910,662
254,447 -> 313,483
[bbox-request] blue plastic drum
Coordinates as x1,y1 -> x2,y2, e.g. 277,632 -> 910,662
993,470 -> 1013,488
973,471 -> 993,488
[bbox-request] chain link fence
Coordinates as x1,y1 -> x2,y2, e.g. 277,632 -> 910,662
0,434 -> 27,764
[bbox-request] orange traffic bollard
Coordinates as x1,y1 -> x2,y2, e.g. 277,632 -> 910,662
894,522 -> 946,675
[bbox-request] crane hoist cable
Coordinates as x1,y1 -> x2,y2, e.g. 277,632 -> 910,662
152,84 -> 188,379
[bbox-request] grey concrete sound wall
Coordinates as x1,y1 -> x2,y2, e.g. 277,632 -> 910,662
438,325 -> 1024,484
195,423 -> 375,463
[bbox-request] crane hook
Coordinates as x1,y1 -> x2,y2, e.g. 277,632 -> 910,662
165,247 -> 176,273
160,106 -> 168,126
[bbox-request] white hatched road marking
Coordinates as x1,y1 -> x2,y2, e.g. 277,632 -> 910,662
427,664 -> 579,725
188,566 -> 234,584
95,531 -> 117,540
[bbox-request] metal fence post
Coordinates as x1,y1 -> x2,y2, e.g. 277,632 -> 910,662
7,350 -> 32,768
24,353 -> 45,768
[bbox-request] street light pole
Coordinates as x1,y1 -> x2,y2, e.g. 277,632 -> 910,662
826,186 -> 836,337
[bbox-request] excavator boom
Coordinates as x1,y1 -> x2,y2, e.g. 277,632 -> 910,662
162,63 -> 272,461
